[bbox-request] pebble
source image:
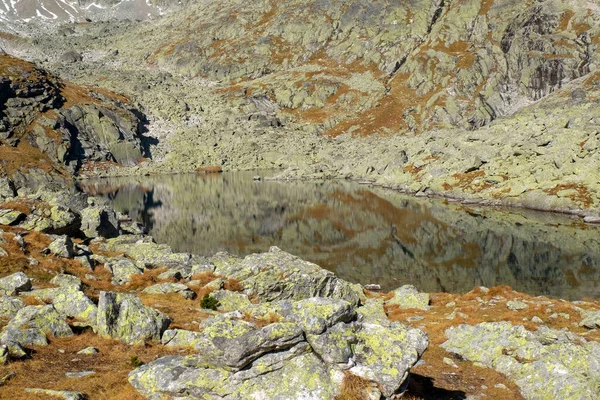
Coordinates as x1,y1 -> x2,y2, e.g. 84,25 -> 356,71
531,316 -> 544,324
77,347 -> 98,355
507,300 -> 528,311
65,371 -> 95,378
443,357 -> 459,368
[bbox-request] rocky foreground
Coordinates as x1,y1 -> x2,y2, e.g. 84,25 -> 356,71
0,187 -> 599,399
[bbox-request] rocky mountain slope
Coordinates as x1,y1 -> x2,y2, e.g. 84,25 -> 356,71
2,0 -> 599,216
0,53 -> 147,194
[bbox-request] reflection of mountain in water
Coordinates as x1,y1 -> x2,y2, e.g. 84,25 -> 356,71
79,173 -> 600,300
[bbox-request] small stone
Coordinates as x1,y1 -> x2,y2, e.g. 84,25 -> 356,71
445,301 -> 456,308
77,347 -> 98,355
407,316 -> 425,322
65,371 -> 95,378
443,357 -> 458,368
506,300 -> 528,311
495,383 -> 508,390
25,388 -> 86,400
531,316 -> 543,324
386,285 -> 430,310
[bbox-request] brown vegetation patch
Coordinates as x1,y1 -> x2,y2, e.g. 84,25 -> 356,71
139,293 -> 211,331
0,332 -> 190,399
195,165 -> 223,173
478,0 -> 494,15
558,10 -> 575,31
544,183 -> 593,208
334,371 -> 377,400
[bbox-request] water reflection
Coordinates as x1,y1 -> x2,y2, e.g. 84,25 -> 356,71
78,172 -> 600,299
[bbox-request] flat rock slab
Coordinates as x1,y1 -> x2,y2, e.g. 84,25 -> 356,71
442,322 -> 600,400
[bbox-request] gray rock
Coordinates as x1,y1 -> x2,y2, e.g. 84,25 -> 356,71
25,388 -> 86,400
1,305 -> 72,346
211,290 -> 251,311
104,258 -> 144,285
442,322 -> 600,400
0,209 -> 25,226
283,297 -> 356,335
350,322 -> 429,397
142,283 -> 196,299
385,285 -> 430,310
356,298 -> 388,325
0,272 -> 31,296
80,206 -> 119,239
65,370 -> 95,378
507,300 -> 529,311
77,347 -> 98,355
214,247 -> 363,305
96,291 -> 171,345
306,321 -> 357,365
161,329 -> 205,348
50,274 -> 82,291
0,178 -> 16,200
0,295 -> 25,319
47,236 -> 75,258
579,310 -> 600,329
59,51 -> 83,63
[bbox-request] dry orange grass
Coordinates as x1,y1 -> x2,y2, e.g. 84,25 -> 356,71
0,332 -> 190,399
334,371 -> 378,400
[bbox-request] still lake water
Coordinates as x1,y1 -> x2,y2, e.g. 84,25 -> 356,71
79,172 -> 600,300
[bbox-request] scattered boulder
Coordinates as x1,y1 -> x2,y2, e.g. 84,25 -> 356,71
0,179 -> 16,200
47,235 -> 75,258
1,305 -> 72,346
442,322 -> 600,399
104,258 -> 144,285
96,291 -> 171,345
283,297 -> 355,335
0,210 -> 25,226
142,283 -> 196,299
0,296 -> 25,319
507,300 -> 529,311
59,51 -> 83,63
214,247 -> 363,305
27,287 -> 97,327
385,285 -> 430,310
351,322 -> 429,397
0,272 -> 32,296
579,310 -> 600,329
50,274 -> 82,291
80,206 -> 119,238
211,290 -> 251,311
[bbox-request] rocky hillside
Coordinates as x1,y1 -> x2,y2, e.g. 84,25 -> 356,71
0,53 -> 147,194
3,0 -> 599,216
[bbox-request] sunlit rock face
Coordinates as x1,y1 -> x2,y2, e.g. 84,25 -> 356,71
81,172 -> 600,300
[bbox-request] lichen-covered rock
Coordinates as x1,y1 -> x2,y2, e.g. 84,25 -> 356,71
161,329 -> 205,348
27,287 -> 97,326
47,235 -> 75,258
0,272 -> 31,296
104,258 -> 144,285
0,209 -> 25,226
50,274 -> 82,291
129,346 -> 340,400
101,238 -> 193,269
306,321 -> 357,366
283,297 -> 355,335
96,291 -> 170,345
0,178 -> 16,200
215,247 -> 363,305
211,290 -> 251,311
356,298 -> 388,325
350,322 -> 429,397
507,300 -> 529,311
142,283 -> 196,299
0,296 -> 25,319
579,310 -> 600,329
80,206 -> 120,239
1,305 -> 73,346
385,285 -> 430,310
442,322 -> 600,400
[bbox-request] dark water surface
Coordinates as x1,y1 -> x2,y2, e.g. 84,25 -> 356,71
79,172 -> 600,300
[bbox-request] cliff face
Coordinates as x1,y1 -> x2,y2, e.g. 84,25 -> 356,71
143,0 -> 599,134
0,54 -> 146,193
